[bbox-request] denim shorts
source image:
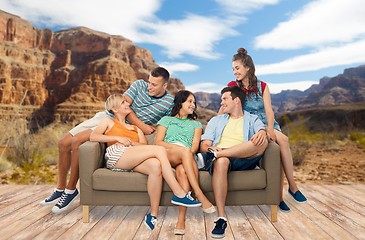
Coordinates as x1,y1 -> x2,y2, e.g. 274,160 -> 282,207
208,154 -> 263,175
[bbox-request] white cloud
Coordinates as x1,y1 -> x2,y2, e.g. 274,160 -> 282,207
138,14 -> 238,59
0,0 -> 160,40
215,0 -> 280,14
256,39 -> 365,75
255,0 -> 365,49
158,62 -> 199,74
267,81 -> 318,94
185,82 -> 226,93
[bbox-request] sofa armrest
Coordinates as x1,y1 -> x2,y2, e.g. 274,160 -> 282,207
79,141 -> 105,204
260,141 -> 281,203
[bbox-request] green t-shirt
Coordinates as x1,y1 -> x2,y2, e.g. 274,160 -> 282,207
157,116 -> 202,148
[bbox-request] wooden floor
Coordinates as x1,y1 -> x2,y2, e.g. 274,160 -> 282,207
0,184 -> 364,240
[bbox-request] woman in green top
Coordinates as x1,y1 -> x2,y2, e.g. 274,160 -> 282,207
156,90 -> 215,235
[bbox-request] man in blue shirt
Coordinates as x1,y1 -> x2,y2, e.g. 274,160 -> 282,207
198,86 -> 268,239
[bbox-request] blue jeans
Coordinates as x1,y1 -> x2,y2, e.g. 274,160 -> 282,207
208,154 -> 263,175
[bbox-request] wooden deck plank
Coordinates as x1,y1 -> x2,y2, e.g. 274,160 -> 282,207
57,205 -> 113,240
225,206 -> 259,240
302,185 -> 365,226
0,203 -> 54,239
285,193 -> 358,240
0,185 -> 29,203
301,185 -> 365,239
33,206 -> 95,240
328,184 -> 365,206
82,206 -> 131,240
157,206 -> 182,240
242,205 -> 283,240
108,206 -> 148,240
7,199 -> 81,240
0,184 -> 364,239
0,185 -> 25,198
183,207 -> 206,240
260,203 -> 332,240
310,184 -> 365,216
0,185 -> 52,219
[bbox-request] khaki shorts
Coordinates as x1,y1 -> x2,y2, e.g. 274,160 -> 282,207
69,111 -> 108,136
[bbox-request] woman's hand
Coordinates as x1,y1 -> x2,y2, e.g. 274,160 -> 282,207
266,127 -> 277,142
250,129 -> 267,146
115,137 -> 133,146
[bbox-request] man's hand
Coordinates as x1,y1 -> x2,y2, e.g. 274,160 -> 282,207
208,146 -> 222,152
140,123 -> 156,135
250,129 -> 267,146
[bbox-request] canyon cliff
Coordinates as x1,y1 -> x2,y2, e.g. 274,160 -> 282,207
0,10 -> 185,126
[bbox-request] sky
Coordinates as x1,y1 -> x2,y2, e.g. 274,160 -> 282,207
1,0 -> 365,93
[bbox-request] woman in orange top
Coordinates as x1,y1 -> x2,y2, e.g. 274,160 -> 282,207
90,94 -> 201,231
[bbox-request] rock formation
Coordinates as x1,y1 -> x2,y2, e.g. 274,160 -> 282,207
0,10 -> 184,126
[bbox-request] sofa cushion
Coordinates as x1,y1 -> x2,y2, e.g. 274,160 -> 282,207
92,168 -> 266,192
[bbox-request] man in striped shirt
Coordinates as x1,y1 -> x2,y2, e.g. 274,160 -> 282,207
124,67 -> 175,136
40,67 -> 174,214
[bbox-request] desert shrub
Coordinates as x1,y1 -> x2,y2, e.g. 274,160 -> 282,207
282,115 -> 317,165
1,119 -> 70,184
350,131 -> 365,148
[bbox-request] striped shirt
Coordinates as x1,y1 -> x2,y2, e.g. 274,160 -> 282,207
124,80 -> 174,125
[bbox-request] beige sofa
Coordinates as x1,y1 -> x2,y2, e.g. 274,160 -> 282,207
79,141 -> 281,223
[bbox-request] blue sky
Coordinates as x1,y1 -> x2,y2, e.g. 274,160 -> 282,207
1,0 -> 365,93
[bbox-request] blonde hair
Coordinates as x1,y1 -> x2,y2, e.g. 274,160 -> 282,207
105,94 -> 126,114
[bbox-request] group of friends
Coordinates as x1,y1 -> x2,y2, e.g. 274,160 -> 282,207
39,48 -> 307,239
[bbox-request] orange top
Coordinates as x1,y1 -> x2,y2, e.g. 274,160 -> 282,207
105,119 -> 139,147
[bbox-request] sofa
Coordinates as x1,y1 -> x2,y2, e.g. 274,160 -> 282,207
79,141 -> 281,223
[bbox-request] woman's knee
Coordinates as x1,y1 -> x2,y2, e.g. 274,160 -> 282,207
277,132 -> 289,147
175,164 -> 187,179
148,158 -> 162,176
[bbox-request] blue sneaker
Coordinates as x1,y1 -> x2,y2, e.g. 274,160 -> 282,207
197,149 -> 216,172
289,189 -> 307,203
40,189 -> 64,206
144,213 -> 157,230
52,189 -> 79,213
171,192 -> 202,207
211,218 -> 227,239
278,201 -> 290,212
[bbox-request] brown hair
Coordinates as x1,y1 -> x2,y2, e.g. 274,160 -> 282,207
232,48 -> 259,98
221,86 -> 246,108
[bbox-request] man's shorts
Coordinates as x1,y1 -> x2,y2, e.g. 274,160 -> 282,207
208,154 -> 263,175
69,111 -> 107,136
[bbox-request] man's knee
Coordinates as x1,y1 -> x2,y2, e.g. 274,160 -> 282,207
59,134 -> 72,152
213,157 -> 230,172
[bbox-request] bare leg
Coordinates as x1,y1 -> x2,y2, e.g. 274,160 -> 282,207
274,130 -> 299,195
215,140 -> 268,159
212,157 -> 230,218
175,164 -> 189,230
66,129 -> 92,190
167,146 -> 212,209
133,158 -> 163,217
57,133 -> 72,190
115,145 -> 186,197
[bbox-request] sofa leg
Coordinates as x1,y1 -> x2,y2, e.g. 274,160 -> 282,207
271,205 -> 277,222
83,205 -> 89,223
